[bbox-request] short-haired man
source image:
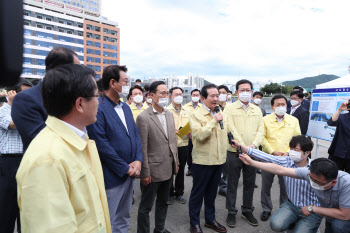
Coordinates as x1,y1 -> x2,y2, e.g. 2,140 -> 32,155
327,100 -> 350,173
144,93 -> 152,106
224,79 -> 264,228
184,88 -> 202,176
227,90 -> 233,103
16,64 -> 111,233
137,81 -> 179,233
189,84 -> 227,233
217,85 -> 230,196
260,95 -> 301,221
11,47 -> 80,152
287,86 -> 310,111
135,79 -> 142,86
252,91 -> 266,116
0,79 -> 33,233
232,136 -> 322,232
167,87 -> 191,205
129,85 -> 148,121
287,91 -> 310,135
87,65 -> 143,233
239,155 -> 350,233
218,85 -> 230,110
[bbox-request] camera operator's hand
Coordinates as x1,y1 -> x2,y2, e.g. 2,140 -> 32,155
7,90 -> 17,106
230,140 -> 240,149
214,112 -> 223,123
338,101 -> 349,111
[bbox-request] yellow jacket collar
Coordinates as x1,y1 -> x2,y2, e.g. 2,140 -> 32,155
45,116 -> 88,151
267,112 -> 292,123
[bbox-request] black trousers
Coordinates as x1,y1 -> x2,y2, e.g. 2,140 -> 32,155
137,178 -> 172,233
329,154 -> 350,173
189,164 -> 222,226
170,146 -> 188,196
187,139 -> 193,170
0,156 -> 22,233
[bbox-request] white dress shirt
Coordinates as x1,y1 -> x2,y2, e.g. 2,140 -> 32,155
152,106 -> 168,138
114,103 -> 129,133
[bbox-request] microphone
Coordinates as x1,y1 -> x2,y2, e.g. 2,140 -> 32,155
214,106 -> 224,130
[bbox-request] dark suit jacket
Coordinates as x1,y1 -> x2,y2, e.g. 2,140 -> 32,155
86,95 -> 143,189
11,81 -> 47,152
287,106 -> 310,135
287,99 -> 310,111
136,106 -> 179,182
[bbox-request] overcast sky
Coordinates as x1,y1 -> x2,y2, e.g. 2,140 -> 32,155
101,0 -> 350,84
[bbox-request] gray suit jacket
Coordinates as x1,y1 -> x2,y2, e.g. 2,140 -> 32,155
136,105 -> 179,182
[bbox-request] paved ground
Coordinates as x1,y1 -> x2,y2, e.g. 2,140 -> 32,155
128,139 -> 330,233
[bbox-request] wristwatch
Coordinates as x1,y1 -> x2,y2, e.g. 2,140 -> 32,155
307,205 -> 313,213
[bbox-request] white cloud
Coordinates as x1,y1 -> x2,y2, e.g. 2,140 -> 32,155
101,0 -> 350,84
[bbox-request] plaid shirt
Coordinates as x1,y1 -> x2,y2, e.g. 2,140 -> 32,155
0,103 -> 23,154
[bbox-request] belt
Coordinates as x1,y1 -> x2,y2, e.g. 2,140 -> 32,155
0,153 -> 23,158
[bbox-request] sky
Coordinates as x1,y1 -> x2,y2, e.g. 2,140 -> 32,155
101,0 -> 350,85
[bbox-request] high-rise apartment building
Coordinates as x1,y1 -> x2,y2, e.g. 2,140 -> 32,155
22,0 -> 119,80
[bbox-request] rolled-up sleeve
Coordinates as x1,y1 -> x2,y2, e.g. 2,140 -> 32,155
0,104 -> 11,130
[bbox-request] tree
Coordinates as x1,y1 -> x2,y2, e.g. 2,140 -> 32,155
260,83 -> 294,95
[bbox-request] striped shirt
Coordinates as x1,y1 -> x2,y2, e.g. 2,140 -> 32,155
0,103 -> 23,154
247,147 -> 319,207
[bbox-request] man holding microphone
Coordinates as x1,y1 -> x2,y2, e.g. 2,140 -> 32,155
189,84 -> 227,233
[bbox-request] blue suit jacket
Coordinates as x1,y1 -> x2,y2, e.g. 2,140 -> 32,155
11,81 -> 47,152
87,95 -> 143,189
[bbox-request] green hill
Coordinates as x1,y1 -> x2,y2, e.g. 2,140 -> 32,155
282,74 -> 339,88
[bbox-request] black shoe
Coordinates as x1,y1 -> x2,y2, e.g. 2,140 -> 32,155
190,225 -> 203,233
254,184 -> 258,188
204,220 -> 227,232
257,169 -> 262,174
186,170 -> 192,176
260,211 -> 271,221
175,195 -> 186,204
218,189 -> 226,197
167,196 -> 174,205
242,212 -> 258,226
226,214 -> 236,228
153,229 -> 171,233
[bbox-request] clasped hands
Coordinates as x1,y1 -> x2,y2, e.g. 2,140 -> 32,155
127,161 -> 141,178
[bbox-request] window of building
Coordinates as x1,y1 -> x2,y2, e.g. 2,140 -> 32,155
46,17 -> 52,21
94,8 -> 97,11
37,24 -> 44,28
86,24 -> 92,30
24,11 -> 30,16
59,28 -> 65,33
95,58 -> 101,63
67,21 -> 73,26
90,6 -> 93,11
111,38 -> 117,43
111,45 -> 118,51
86,40 -> 93,46
37,50 -> 49,56
78,32 -> 83,36
103,44 -> 109,49
24,38 -> 31,45
77,47 -> 84,53
103,59 -> 109,64
87,57 -> 93,62
86,32 -> 92,38
77,3 -> 80,6
23,68 -> 33,75
95,34 -> 100,40
46,26 -> 52,30
95,74 -> 101,80
24,48 -> 32,54
77,23 -> 83,28
24,29 -> 31,36
73,2 -> 76,5
86,48 -> 93,54
103,36 -> 109,41
67,30 -> 73,34
24,57 -> 32,65
111,30 -> 118,36
111,60 -> 117,65
95,65 -> 101,71
95,26 -> 100,32
37,59 -> 45,66
37,15 -> 43,19
95,42 -> 101,48
78,55 -> 84,61
58,19 -> 64,24
94,1 -> 97,5
77,39 -> 84,44
94,50 -> 101,55
103,28 -> 108,33
24,20 -> 30,26
37,69 -> 46,75
110,52 -> 118,58
82,5 -> 85,8
103,51 -> 108,57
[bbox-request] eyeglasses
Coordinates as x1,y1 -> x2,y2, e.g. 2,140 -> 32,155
157,92 -> 169,97
307,174 -> 331,186
84,94 -> 100,98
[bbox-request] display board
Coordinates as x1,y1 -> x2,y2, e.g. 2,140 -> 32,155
306,87 -> 350,141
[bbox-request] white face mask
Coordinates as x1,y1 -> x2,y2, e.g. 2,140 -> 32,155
227,95 -> 232,100
115,82 -> 130,97
157,97 -> 169,108
291,100 -> 300,107
146,98 -> 152,104
173,96 -> 183,105
133,95 -> 143,104
192,96 -> 200,103
219,94 -> 227,102
274,106 -> 287,116
289,150 -> 305,162
239,92 -> 252,103
310,179 -> 332,191
253,99 -> 262,105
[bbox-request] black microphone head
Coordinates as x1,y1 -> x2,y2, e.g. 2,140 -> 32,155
214,106 -> 220,113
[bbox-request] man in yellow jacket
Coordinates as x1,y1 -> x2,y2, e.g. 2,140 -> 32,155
166,87 -> 191,205
128,85 -> 148,122
189,84 -> 227,233
224,79 -> 264,228
259,94 -> 301,222
183,88 -> 201,176
16,64 -> 111,233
